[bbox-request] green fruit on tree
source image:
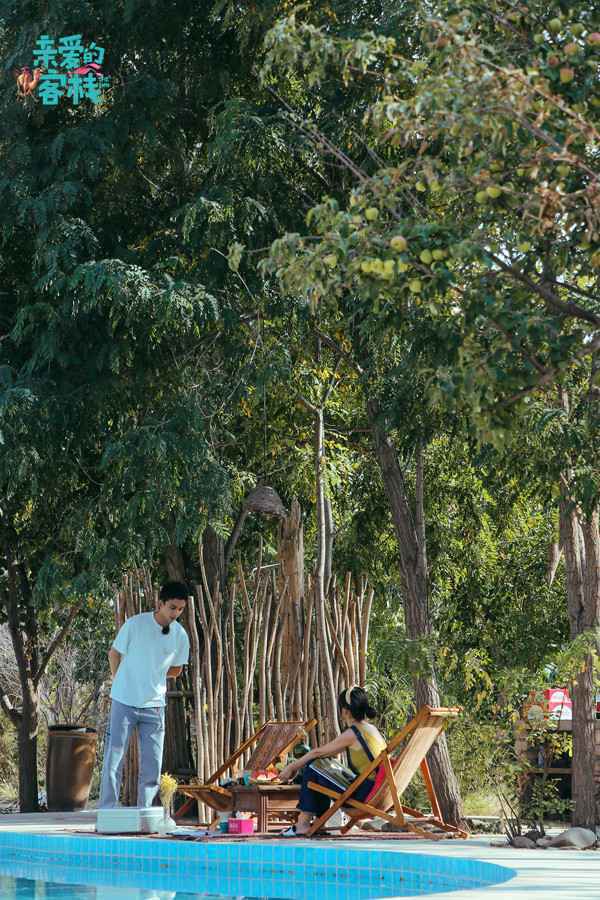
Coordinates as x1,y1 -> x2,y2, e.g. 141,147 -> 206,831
365,207 -> 379,221
486,185 -> 502,199
533,33 -> 545,44
360,260 -> 373,273
324,254 -> 338,268
557,164 -> 570,177
591,252 -> 600,269
475,190 -> 487,203
390,235 -> 408,252
564,42 -> 580,56
429,180 -> 441,193
409,278 -> 422,293
432,249 -> 447,260
548,18 -> 562,34
419,249 -> 433,264
371,259 -> 384,274
383,260 -> 395,278
398,262 -> 410,273
571,24 -> 584,37
415,181 -> 427,192
560,67 -> 575,83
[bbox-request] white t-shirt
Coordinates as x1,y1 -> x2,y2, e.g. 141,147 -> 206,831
110,612 -> 190,708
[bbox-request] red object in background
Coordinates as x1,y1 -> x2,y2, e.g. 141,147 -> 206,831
544,687 -> 572,719
524,687 -> 600,723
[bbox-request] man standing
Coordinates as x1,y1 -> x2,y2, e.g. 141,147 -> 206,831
99,581 -> 191,808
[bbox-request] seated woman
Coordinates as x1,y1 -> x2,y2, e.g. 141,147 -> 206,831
277,686 -> 386,836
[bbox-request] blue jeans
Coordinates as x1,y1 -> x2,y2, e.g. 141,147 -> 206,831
298,763 -> 374,816
99,699 -> 165,808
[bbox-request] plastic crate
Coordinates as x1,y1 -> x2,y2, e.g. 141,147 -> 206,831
228,817 -> 255,834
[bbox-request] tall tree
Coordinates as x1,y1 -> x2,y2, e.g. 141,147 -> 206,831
257,0 -> 598,825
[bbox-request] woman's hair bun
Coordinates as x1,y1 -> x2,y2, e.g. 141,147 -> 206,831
338,686 -> 376,720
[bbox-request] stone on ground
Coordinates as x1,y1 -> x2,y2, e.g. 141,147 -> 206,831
536,827 -> 597,850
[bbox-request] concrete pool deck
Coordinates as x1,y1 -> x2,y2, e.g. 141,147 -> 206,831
0,811 -> 598,899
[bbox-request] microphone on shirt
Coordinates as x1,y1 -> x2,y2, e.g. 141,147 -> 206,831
162,624 -> 170,635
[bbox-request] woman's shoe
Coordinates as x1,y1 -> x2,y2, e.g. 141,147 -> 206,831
280,825 -> 312,837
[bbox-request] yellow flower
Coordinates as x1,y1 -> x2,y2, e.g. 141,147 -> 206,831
159,772 -> 178,806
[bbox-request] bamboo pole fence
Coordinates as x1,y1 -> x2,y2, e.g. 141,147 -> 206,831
110,502 -> 374,815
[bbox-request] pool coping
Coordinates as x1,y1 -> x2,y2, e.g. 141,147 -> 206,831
0,812 -> 599,899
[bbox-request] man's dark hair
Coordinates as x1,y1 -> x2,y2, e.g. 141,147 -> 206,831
160,581 -> 190,602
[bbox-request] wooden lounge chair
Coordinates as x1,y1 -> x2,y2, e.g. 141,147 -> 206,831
306,706 -> 468,839
176,718 -> 316,825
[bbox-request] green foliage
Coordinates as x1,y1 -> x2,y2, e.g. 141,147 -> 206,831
259,0 -> 600,452
1,0 -> 597,816
523,777 -> 572,832
0,724 -> 17,795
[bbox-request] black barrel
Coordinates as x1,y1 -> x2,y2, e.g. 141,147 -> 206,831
46,725 -> 98,811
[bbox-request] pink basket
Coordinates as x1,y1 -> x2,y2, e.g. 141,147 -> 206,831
228,818 -> 255,835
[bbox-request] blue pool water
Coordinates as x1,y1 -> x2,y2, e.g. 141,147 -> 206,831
0,832 -> 516,899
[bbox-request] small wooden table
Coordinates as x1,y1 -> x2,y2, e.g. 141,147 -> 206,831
230,783 -> 300,833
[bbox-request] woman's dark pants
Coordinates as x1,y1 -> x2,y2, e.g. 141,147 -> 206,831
298,764 -> 374,817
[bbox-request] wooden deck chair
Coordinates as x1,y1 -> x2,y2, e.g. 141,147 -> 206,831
176,718 -> 316,824
306,706 -> 468,839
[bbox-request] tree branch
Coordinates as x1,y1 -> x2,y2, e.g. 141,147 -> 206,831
3,563 -> 32,691
224,505 -> 250,575
34,599 -> 84,689
488,253 -> 600,327
415,442 -> 427,576
0,683 -> 20,725
313,329 -> 364,376
298,395 -> 318,415
266,86 -> 370,184
498,332 -> 600,407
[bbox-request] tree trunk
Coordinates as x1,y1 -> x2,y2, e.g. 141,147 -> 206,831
3,553 -> 40,812
202,527 -> 225,599
164,544 -> 187,582
367,400 -> 466,828
314,406 -> 339,740
0,530 -> 85,812
278,499 -> 305,716
560,488 -> 600,828
324,496 -> 334,589
571,657 -> 597,828
18,688 -> 39,812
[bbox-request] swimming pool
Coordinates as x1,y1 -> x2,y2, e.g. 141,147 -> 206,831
0,832 -> 515,898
